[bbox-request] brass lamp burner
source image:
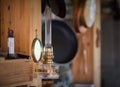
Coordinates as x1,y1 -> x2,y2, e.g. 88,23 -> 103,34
43,47 -> 54,64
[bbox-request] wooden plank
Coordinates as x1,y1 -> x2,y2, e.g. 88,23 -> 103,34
0,0 -> 1,48
0,59 -> 34,86
93,0 -> 101,87
30,0 -> 41,55
0,57 -> 5,61
72,28 -> 93,84
14,0 -> 30,55
1,81 -> 32,87
29,78 -> 42,87
0,0 -> 9,52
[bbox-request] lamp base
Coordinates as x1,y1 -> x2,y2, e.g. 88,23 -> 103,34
36,64 -> 59,79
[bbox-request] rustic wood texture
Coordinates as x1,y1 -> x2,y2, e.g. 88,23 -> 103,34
1,81 -> 33,87
0,0 -> 41,55
0,0 -> 42,86
72,29 -> 93,84
29,78 -> 42,87
0,58 -> 34,86
0,0 -> 1,48
93,0 -> 101,87
30,0 -> 41,55
72,0 -> 101,86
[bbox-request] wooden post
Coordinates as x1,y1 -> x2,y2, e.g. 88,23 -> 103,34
93,0 -> 101,87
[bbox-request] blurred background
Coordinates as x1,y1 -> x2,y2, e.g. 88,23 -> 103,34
0,0 -> 120,87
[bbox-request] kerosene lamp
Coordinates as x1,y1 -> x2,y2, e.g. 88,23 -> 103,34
32,6 -> 59,79
37,6 -> 59,79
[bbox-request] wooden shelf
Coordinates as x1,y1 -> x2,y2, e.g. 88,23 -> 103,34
0,57 -> 34,87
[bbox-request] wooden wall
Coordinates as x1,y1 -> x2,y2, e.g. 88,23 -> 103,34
0,0 -> 41,55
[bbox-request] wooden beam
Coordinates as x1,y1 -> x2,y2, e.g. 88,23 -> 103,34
93,0 -> 101,87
